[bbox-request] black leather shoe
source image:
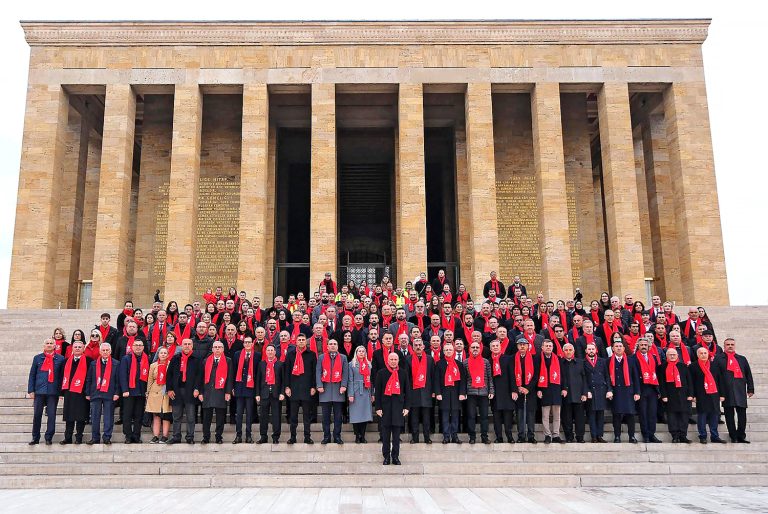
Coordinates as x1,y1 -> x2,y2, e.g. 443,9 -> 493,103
392,458 -> 401,465
614,436 -> 621,443
246,436 -> 254,444
232,436 -> 242,444
629,437 -> 638,444
528,437 -> 537,444
642,438 -> 649,443
215,438 -> 223,444
649,436 -> 662,443
59,439 -> 72,445
739,438 -> 751,444
711,437 -> 727,444
304,437 -> 314,445
452,437 -> 462,445
494,437 -> 503,444
256,437 -> 268,444
287,437 -> 296,445
124,438 -> 132,444
334,437 -> 344,445
672,437 -> 680,443
86,439 -> 98,445
410,437 -> 418,444
442,438 -> 450,444
517,436 -> 525,443
544,436 -> 552,444
360,437 -> 368,444
44,440 -> 52,445
482,437 -> 491,445
167,438 -> 180,445
424,438 -> 432,445
699,437 -> 707,444
591,437 -> 597,443
272,438 -> 280,445
103,439 -> 111,446
186,439 -> 194,445
680,437 -> 692,444
597,437 -> 607,443
321,438 -> 330,445
201,439 -> 209,445
383,458 -> 391,465
468,438 -> 476,444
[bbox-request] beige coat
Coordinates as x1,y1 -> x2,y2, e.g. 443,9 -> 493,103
145,361 -> 171,414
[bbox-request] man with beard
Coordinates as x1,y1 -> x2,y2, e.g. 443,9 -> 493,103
608,339 -> 640,443
513,339 -> 538,443
718,338 -> 755,443
167,339 -> 202,444
284,334 -> 318,444
560,343 -> 588,443
583,342 -> 611,443
406,338 -> 434,444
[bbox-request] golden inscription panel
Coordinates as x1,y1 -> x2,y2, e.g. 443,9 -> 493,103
151,182 -> 170,286
566,176 -> 581,290
496,177 -> 542,294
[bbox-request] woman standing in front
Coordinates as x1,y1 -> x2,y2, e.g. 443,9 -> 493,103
146,346 -> 172,443
348,346 -> 373,443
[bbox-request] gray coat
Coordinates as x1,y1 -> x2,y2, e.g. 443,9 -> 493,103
316,352 -> 349,403
347,362 -> 373,423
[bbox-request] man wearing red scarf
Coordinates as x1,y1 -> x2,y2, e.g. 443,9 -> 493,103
284,334 -> 318,444
95,313 -> 118,351
405,338 -> 434,444
27,339 -> 65,445
232,337 -> 259,444
487,340 -> 515,443
634,339 -> 662,443
718,338 -> 755,443
607,339 -> 640,443
560,343 -> 589,443
60,341 -> 90,445
690,346 -> 726,444
316,339 -> 349,445
374,352 -> 412,465
255,345 -> 285,444
583,342 -> 611,443
464,340 -> 494,444
371,333 -> 404,386
658,347 -> 693,443
482,271 -> 507,299
166,339 -> 201,445
198,341 -> 233,444
116,300 -> 135,334
434,343 -> 467,444
118,338 -> 149,444
513,339 -> 538,443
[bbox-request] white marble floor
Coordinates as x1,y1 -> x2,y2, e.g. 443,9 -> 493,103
1,487 -> 766,513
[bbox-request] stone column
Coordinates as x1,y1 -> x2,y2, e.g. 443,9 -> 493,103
78,132 -> 101,285
663,82 -> 729,305
454,127 -> 473,286
642,113 -> 683,302
633,129 -> 655,286
597,82 -> 645,298
91,84 -> 136,308
263,122 -> 277,297
396,83 -> 428,284
310,82 -> 337,290
8,84 -> 69,308
164,84 -> 203,303
531,83 -> 573,300
238,83 -> 270,297
464,83 -> 500,298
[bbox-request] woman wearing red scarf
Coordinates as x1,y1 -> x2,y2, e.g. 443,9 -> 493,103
658,347 -> 693,443
348,346 -> 373,444
146,346 -> 172,443
374,352 -> 411,465
51,327 -> 68,356
689,346 -> 726,444
434,343 -> 467,444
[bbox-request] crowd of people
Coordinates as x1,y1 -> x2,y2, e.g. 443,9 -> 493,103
28,270 -> 756,465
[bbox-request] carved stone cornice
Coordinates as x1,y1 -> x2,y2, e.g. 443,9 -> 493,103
21,19 -> 710,47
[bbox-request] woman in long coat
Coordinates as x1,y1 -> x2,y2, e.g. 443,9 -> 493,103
146,346 -> 172,443
348,346 -> 373,443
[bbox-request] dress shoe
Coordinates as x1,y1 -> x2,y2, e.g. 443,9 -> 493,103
424,438 -> 432,445
45,440 -> 53,445
452,437 -> 462,445
201,439 -> 210,445
730,437 -> 738,443
28,440 -> 38,446
597,437 -> 607,443
576,438 -> 585,443
133,438 -> 143,444
739,438 -> 751,444
591,437 -> 597,443
124,438 -> 132,445
469,438 -> 476,444
103,439 -> 111,446
383,458 -> 391,465
321,438 -> 330,445
186,439 -> 194,445
517,436 -> 526,443
232,436 -> 242,444
86,439 -> 98,445
59,439 -> 72,445
410,436 -> 418,444
649,436 -> 662,443
272,438 -> 280,445
75,438 -> 83,445
553,436 -> 563,444
334,437 -> 344,445
482,437 -> 491,445
565,438 -> 574,443
215,438 -> 223,444
672,437 -> 680,443
680,437 -> 692,444
614,436 -> 621,443
246,436 -> 254,444
642,438 -> 649,443
711,437 -> 727,444
629,437 -> 638,444
360,437 -> 367,444
442,438 -> 450,444
392,458 -> 401,465
304,437 -> 314,444
115,420 -> 123,425
699,437 -> 707,444
256,437 -> 268,444
528,436 -> 537,444
494,437 -> 504,444
287,437 -> 296,445
544,435 -> 552,444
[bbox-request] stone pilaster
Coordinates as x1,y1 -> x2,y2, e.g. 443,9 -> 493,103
663,82 -> 729,305
239,83 -> 270,297
263,122 -> 277,298
464,83 -> 500,298
642,113 -> 683,302
8,84 -> 69,308
164,85 -> 203,304
91,84 -> 136,308
310,82 -> 337,290
396,83 -> 428,284
633,130 -> 656,287
531,83 -> 573,301
454,126 -> 473,288
78,132 -> 101,286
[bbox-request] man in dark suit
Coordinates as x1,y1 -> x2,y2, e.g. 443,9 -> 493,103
27,338 -> 66,445
375,352 -> 411,465
284,333 -> 318,444
583,342 -> 611,443
718,338 -> 755,443
406,338 -> 435,444
256,344 -> 285,444
167,338 -> 202,444
198,341 -> 234,444
85,342 -> 120,445
118,338 -> 149,443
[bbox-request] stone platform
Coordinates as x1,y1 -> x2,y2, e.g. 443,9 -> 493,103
0,306 -> 766,488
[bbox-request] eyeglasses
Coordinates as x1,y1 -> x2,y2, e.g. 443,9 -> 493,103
91,334 -> 99,338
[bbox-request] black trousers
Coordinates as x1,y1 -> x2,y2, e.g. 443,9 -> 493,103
236,396 -> 255,437
409,406 -> 432,440
466,395 -> 490,439
64,420 -> 86,442
289,399 -> 313,439
516,399 -> 536,438
667,411 -> 688,438
612,413 -> 635,437
587,404 -> 605,438
493,409 -> 514,441
638,393 -> 658,438
202,407 -> 226,441
31,394 -> 58,442
561,402 -> 586,441
381,424 -> 402,459
725,406 -> 747,441
122,396 -> 146,440
353,422 -> 367,438
171,400 -> 196,441
259,396 -> 282,439
322,401 -> 343,440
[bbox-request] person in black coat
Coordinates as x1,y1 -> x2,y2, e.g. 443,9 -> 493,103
659,348 -> 693,443
232,337 -> 260,444
536,340 -> 565,444
488,340 -> 515,443
85,343 -> 120,445
167,339 -> 202,444
197,341 -> 234,444
634,339 -> 662,443
284,334 -> 318,444
560,343 -> 589,443
375,352 -> 411,465
60,341 -> 91,445
406,338 -> 435,443
513,339 -> 539,443
95,313 -> 119,352
434,343 -> 467,444
119,339 -> 149,443
690,346 -> 726,444
482,271 -> 506,299
607,339 -> 640,443
583,342 -> 612,442
718,338 -> 755,443
256,345 -> 285,443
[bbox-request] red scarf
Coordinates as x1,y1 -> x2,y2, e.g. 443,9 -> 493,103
96,358 -> 112,392
265,358 -> 277,385
664,312 -> 676,327
590,309 -> 600,325
698,359 -> 717,394
430,348 -> 441,362
602,321 -> 620,342
150,323 -> 167,353
224,334 -> 237,351
53,338 -> 65,356
321,353 -> 343,383
40,352 -> 55,383
726,354 -> 744,379
358,356 -> 371,388
412,353 -> 428,389
62,355 -> 86,393
204,355 -> 228,389
524,331 -> 537,355
515,351 -> 533,387
310,333 -> 328,355
637,352 -> 659,385
671,342 -> 691,365
538,354 -> 561,387
180,352 -> 191,382
129,352 -> 149,388
624,333 -> 641,354
491,353 -> 502,376
292,347 -> 306,375
468,354 -> 486,388
236,350 -> 255,387
444,354 -> 460,386
586,355 -> 598,368
290,322 -> 304,344
498,338 -> 510,355
558,310 -> 568,329
683,318 -> 696,338
552,338 -> 565,358
657,333 -> 668,350
384,364 -> 401,396
481,314 -> 493,333
634,313 -> 645,335
174,323 -> 191,346
343,338 -> 353,356
156,362 -> 168,385
609,355 -> 630,386
665,362 -> 682,388
123,308 -> 134,317
99,324 -> 110,343
366,340 -> 380,362
456,292 -> 469,305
